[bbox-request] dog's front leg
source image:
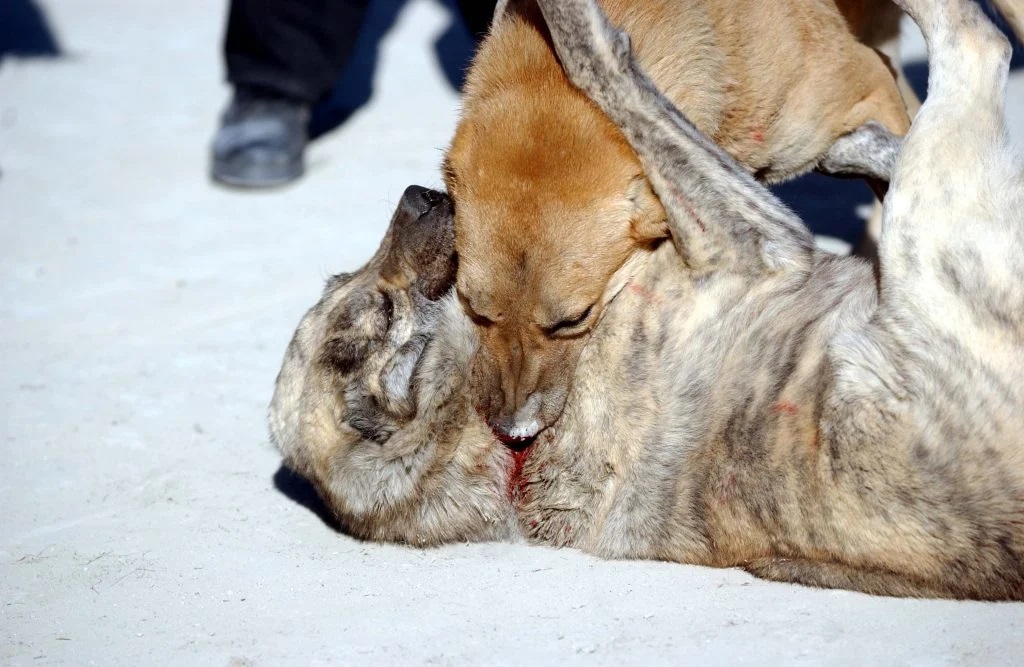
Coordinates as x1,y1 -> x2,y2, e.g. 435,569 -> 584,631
818,122 -> 904,202
535,0 -> 814,277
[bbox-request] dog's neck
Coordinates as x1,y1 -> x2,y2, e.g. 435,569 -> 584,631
512,244 -> 878,557
412,243 -> 878,555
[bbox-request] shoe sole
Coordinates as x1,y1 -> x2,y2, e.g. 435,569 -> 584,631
211,161 -> 305,190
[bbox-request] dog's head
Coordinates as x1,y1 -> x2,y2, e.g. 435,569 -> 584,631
269,185 -> 459,487
270,187 -> 522,544
444,44 -> 668,441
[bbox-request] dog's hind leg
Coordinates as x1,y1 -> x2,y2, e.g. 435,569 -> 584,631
880,0 -> 1024,335
816,0 -> 1024,600
534,0 -> 814,278
744,557 -> 959,599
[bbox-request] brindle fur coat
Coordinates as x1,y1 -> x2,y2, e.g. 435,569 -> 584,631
269,0 -> 1024,600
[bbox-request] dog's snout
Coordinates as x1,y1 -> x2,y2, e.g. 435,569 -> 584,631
489,415 -> 542,443
475,324 -> 578,444
488,386 -> 544,442
400,185 -> 444,218
420,188 -> 445,208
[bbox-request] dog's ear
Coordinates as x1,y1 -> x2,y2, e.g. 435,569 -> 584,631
627,175 -> 669,244
380,186 -> 458,300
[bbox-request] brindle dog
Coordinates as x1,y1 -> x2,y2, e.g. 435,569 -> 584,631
269,0 -> 1024,599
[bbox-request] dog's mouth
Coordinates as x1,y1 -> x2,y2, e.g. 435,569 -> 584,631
496,432 -> 537,450
490,415 -> 547,448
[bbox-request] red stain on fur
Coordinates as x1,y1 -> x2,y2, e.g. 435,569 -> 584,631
717,471 -> 738,504
773,401 -> 800,416
667,182 -> 706,232
681,198 -> 706,232
750,125 -> 766,143
506,444 -> 534,503
628,281 -> 663,304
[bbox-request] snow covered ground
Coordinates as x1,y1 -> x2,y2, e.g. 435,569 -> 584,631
2,0 -> 1023,664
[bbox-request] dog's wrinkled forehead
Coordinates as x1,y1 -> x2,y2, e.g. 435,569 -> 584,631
318,287 -> 393,376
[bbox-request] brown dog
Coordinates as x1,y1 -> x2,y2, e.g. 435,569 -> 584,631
445,0 -> 912,441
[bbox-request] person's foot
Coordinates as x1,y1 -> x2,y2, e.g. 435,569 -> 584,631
211,88 -> 310,188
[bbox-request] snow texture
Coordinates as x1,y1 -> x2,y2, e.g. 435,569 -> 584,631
2,0 -> 1023,664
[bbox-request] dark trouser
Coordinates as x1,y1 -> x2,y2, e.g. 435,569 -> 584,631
224,0 -> 497,104
453,0 -> 497,40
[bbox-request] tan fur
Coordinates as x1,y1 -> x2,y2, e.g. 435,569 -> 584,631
992,0 -> 1024,42
446,0 -> 912,439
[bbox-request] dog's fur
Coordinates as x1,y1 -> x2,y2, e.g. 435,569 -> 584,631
270,0 -> 1024,599
446,0 -> 914,441
991,0 -> 1024,42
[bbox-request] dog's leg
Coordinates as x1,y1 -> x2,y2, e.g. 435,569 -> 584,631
852,13 -> 922,266
818,122 -> 903,186
745,558 -> 957,599
880,0 -> 1023,327
534,0 -> 814,277
819,123 -> 903,230
814,0 -> 1024,599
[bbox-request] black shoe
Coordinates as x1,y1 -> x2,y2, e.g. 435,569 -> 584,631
211,89 -> 310,188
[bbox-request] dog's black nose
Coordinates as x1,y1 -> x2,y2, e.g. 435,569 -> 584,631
400,185 -> 446,218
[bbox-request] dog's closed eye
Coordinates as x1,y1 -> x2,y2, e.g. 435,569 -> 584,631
544,303 -> 594,337
457,290 -> 499,327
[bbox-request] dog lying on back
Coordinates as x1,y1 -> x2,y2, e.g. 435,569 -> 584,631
270,0 -> 1024,599
446,0 -> 913,442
